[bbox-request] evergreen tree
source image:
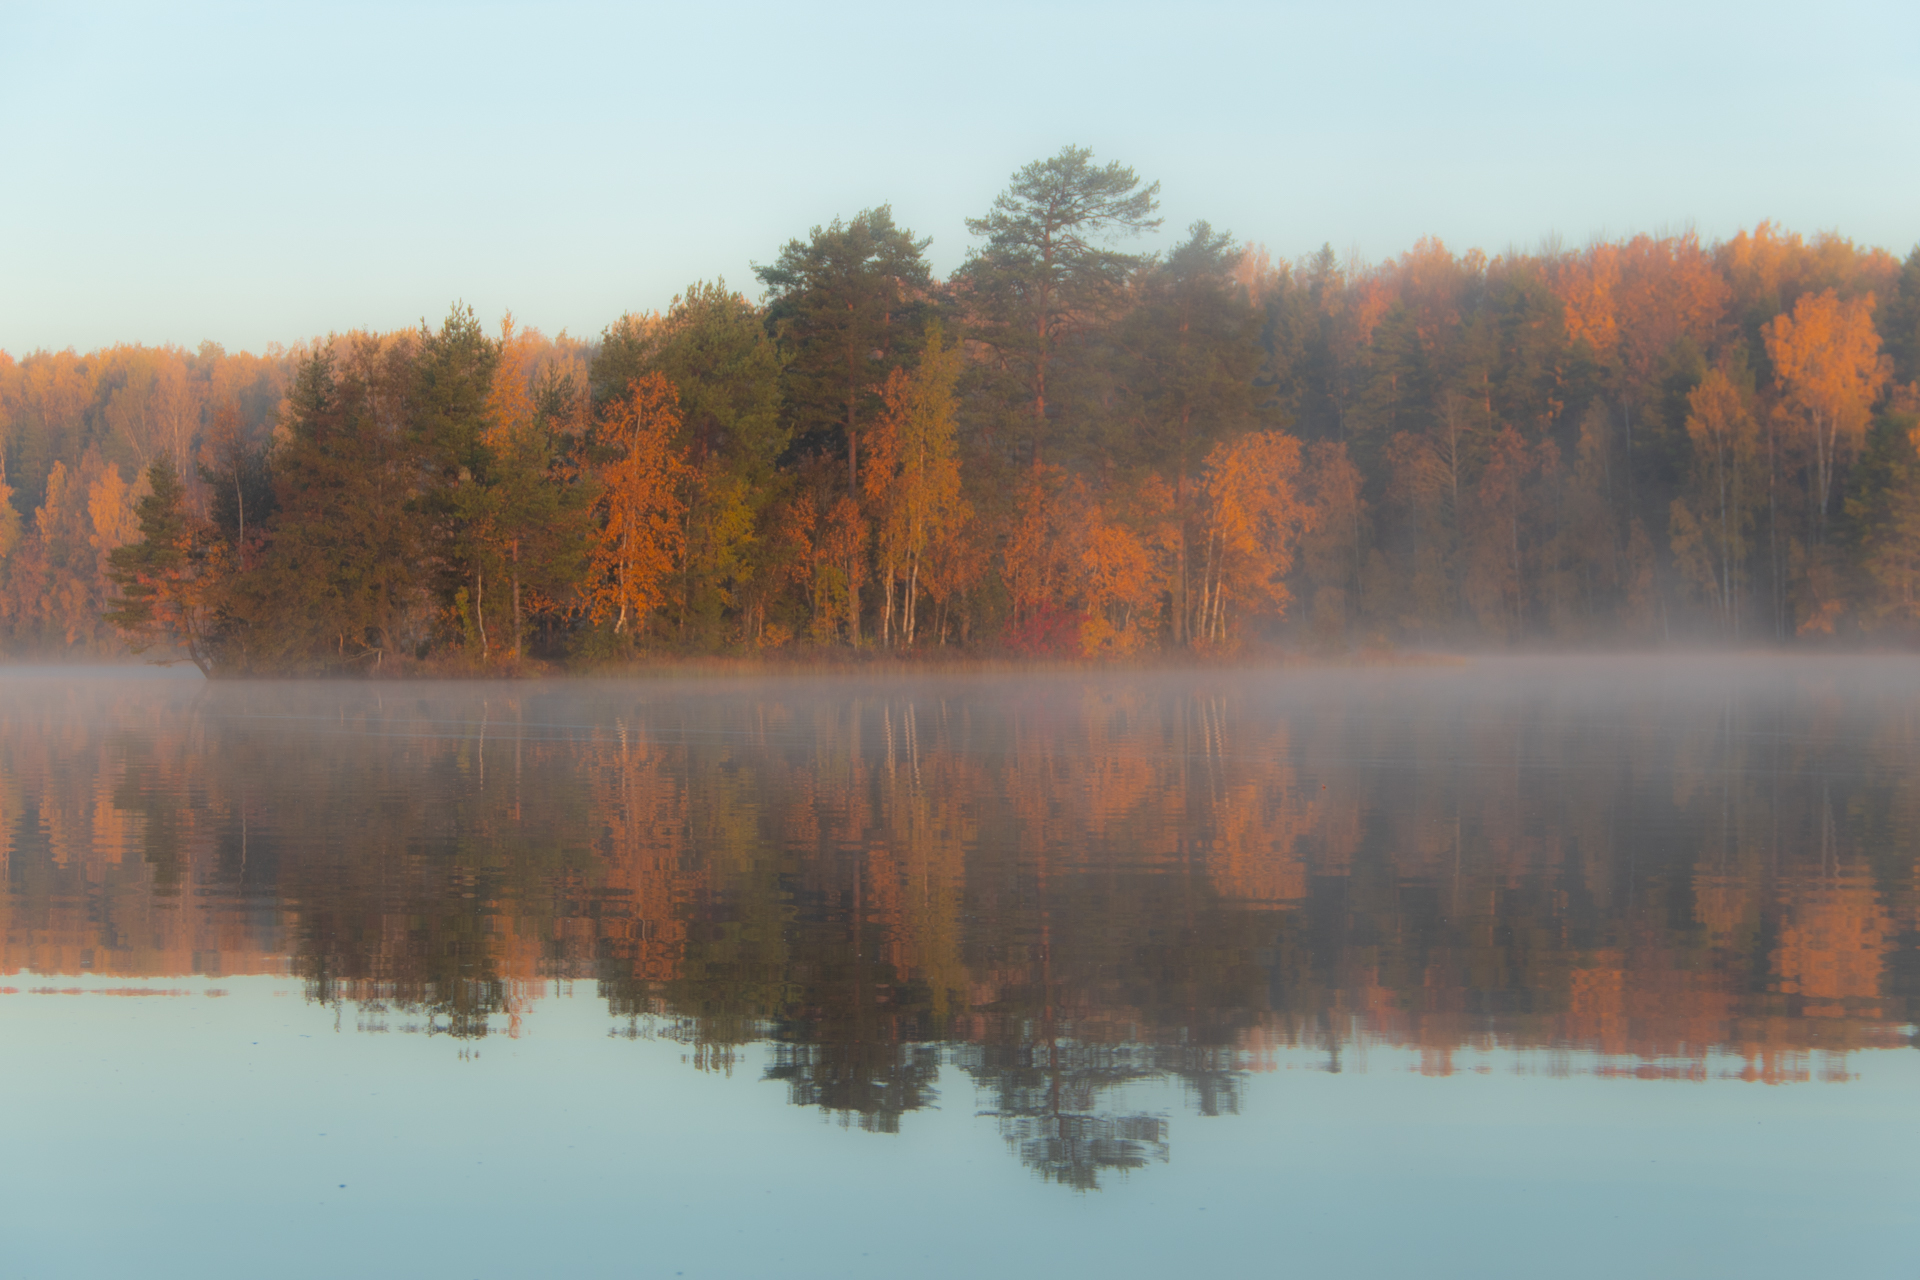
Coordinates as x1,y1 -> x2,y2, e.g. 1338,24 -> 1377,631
647,281 -> 788,646
104,457 -> 218,675
1113,222 -> 1267,643
755,207 -> 931,495
957,145 -> 1161,469
247,338 -> 430,670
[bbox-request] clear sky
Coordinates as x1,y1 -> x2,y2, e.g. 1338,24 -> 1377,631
3,0 -> 1916,355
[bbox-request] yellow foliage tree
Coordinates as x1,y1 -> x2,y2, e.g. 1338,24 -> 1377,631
863,324 -> 966,647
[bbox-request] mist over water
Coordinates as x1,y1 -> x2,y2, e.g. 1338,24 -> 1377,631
2,657 -> 1916,1277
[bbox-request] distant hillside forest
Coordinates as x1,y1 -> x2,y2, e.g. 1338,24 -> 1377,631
4,147 -> 1920,672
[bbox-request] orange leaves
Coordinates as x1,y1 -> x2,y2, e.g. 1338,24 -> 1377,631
1553,242 -> 1619,356
587,373 -> 688,635
1002,433 -> 1312,653
1078,518 -> 1157,655
1615,234 -> 1728,393
1764,288 -> 1889,524
484,311 -> 540,450
1764,289 -> 1886,442
1551,234 -> 1728,395
1003,465 -> 1090,623
777,483 -> 868,645
1670,368 -> 1763,629
1195,430 -> 1309,641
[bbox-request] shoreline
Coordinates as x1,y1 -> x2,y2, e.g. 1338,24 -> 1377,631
3,645 -> 1913,683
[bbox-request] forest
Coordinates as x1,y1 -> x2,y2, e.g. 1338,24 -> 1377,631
4,146 -> 1919,672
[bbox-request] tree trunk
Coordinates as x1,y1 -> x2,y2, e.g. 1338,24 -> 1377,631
512,537 -> 523,659
1174,471 -> 1189,646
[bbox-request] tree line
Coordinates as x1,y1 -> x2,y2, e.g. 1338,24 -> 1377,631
4,145 -> 1919,670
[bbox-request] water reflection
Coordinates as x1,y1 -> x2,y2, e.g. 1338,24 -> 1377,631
2,659 -> 1916,1187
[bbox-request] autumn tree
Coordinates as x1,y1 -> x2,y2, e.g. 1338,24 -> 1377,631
919,513 -> 989,646
1668,365 -> 1763,635
4,449 -> 141,650
0,445 -> 19,565
1077,484 -> 1166,655
1764,289 -> 1890,535
1001,465 -> 1092,633
587,373 -> 687,638
864,323 -> 966,647
1192,431 -> 1309,644
101,344 -> 202,480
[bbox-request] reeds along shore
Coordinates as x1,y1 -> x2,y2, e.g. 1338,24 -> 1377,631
4,149 -> 1919,672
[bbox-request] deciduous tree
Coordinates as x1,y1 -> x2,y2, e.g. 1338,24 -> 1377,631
1764,289 -> 1889,536
587,373 -> 687,637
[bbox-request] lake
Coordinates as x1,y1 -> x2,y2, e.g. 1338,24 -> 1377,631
2,658 -> 1915,1278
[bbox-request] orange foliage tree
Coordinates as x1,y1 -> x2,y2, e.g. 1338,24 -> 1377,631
1078,509 -> 1160,655
1193,431 -> 1309,644
587,374 -> 687,636
1763,289 -> 1889,534
1668,367 -> 1762,634
1002,465 -> 1091,628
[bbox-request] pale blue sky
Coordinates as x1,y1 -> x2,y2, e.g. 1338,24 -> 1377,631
2,0 -> 1916,354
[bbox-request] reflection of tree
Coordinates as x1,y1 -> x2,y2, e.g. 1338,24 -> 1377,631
766,1042 -> 941,1134
958,1041 -> 1167,1190
7,671 -> 1920,1182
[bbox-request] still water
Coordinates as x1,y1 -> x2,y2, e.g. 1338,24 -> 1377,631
2,658 -> 1915,1278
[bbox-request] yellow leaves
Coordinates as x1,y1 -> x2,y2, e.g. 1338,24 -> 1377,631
587,373 -> 688,634
779,483 -> 868,645
865,325 -> 968,645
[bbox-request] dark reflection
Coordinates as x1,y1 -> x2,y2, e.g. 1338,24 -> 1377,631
3,659 -> 1918,1187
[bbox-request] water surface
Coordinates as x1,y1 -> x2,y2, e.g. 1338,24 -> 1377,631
2,659 -> 1915,1277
